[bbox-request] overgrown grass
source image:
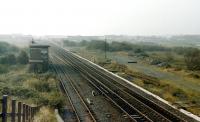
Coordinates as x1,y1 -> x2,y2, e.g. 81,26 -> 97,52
33,107 -> 57,122
0,65 -> 65,120
100,62 -> 200,116
0,64 -> 9,74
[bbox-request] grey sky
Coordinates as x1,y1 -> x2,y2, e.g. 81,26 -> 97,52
0,0 -> 199,36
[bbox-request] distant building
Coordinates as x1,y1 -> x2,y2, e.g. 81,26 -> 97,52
29,44 -> 50,73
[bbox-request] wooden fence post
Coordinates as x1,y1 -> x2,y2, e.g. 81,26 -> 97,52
11,99 -> 16,122
33,107 -> 35,116
18,102 -> 22,122
28,106 -> 31,122
2,95 -> 8,122
25,105 -> 28,121
22,104 -> 26,122
30,107 -> 33,122
0,95 -> 39,122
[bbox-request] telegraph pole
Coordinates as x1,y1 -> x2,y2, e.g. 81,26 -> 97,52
105,37 -> 107,59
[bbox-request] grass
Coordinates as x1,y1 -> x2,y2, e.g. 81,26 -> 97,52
71,47 -> 200,116
0,64 -> 65,120
33,107 -> 57,122
106,62 -> 200,116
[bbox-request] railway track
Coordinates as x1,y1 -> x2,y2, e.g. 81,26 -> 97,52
53,53 -> 151,122
51,55 -> 97,122
54,48 -> 173,121
49,43 -> 191,122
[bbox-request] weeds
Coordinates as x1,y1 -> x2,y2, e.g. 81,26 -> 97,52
104,62 -> 200,115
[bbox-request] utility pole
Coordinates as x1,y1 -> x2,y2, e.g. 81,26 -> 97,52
105,37 -> 107,59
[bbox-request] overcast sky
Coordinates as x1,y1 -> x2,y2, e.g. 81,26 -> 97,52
0,0 -> 199,36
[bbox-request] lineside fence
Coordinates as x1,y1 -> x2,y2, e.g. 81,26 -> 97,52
0,95 -> 40,122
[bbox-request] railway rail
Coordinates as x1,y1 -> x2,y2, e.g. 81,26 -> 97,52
54,48 -> 175,122
51,55 -> 97,122
49,43 -> 196,122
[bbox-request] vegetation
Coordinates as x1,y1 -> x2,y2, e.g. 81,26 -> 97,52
34,107 -> 57,122
0,42 -> 28,66
0,41 -> 19,54
100,62 -> 200,116
0,65 -> 9,74
63,40 -> 78,47
184,48 -> 200,70
71,44 -> 200,116
0,41 -> 63,121
63,39 -> 200,71
17,50 -> 29,64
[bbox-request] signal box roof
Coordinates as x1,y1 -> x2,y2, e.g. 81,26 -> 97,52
30,44 -> 50,48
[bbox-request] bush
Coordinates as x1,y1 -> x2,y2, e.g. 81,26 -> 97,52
0,87 -> 38,99
15,88 -> 38,99
184,48 -> 200,70
172,88 -> 188,99
86,40 -> 108,51
48,92 -> 65,108
17,51 -> 29,64
109,41 -> 133,51
0,42 -> 18,53
0,65 -> 8,74
63,40 -> 78,47
134,48 -> 143,53
33,81 -> 51,92
0,54 -> 17,65
7,54 -> 16,64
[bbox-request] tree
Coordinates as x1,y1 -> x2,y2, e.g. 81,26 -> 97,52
6,54 -> 16,64
165,52 -> 174,62
134,48 -> 143,53
79,40 -> 88,46
17,51 -> 29,64
184,48 -> 200,70
63,40 -> 77,47
86,40 -> 108,51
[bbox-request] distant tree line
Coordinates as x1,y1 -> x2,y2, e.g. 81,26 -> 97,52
0,51 -> 29,65
63,39 -> 170,52
0,42 -> 19,54
0,42 -> 29,65
63,39 -> 200,71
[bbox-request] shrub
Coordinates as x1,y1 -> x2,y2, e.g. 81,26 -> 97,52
134,48 -> 143,53
0,54 -> 17,65
0,65 -> 8,74
0,42 -> 18,53
17,51 -> 29,64
63,40 -> 78,47
172,88 -> 188,100
86,40 -> 108,51
48,92 -> 65,108
15,88 -> 38,99
33,82 -> 51,92
184,48 -> 200,70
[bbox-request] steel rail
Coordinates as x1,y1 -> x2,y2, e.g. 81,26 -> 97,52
57,58 -> 98,122
50,55 -> 81,122
60,48 -> 186,122
61,53 -> 171,122
53,46 -> 186,122
51,55 -> 97,122
52,49 -> 153,122
53,55 -> 150,122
